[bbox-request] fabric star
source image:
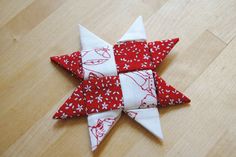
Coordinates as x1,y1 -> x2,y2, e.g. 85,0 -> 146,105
51,16 -> 190,151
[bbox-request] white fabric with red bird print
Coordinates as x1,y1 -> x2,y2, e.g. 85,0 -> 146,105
88,109 -> 122,151
119,70 -> 157,110
79,26 -> 117,79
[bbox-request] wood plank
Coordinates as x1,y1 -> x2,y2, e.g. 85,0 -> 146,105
146,0 -> 233,49
209,0 -> 236,43
206,125 -> 236,157
165,36 -> 236,157
156,30 -> 226,90
0,0 -> 65,53
0,0 -> 35,27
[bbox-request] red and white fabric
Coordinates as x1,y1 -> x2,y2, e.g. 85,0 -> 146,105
88,109 -> 122,151
53,70 -> 190,151
83,76 -> 123,114
50,51 -> 83,79
153,72 -> 190,107
79,26 -> 118,79
50,16 -> 179,80
148,38 -> 179,69
119,70 -> 157,109
51,16 -> 191,151
113,41 -> 154,72
53,76 -> 123,119
53,71 -> 190,119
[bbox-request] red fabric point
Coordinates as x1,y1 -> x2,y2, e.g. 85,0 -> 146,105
53,76 -> 124,119
153,72 -> 190,107
53,83 -> 86,119
148,38 -> 179,69
50,51 -> 84,79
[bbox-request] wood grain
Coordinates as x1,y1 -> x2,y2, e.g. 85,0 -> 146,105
0,0 -> 236,157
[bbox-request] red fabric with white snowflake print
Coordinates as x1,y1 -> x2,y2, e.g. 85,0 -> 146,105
50,51 -> 84,79
83,76 -> 123,114
53,70 -> 191,119
51,39 -> 179,79
148,38 -> 179,69
53,76 -> 124,119
53,82 -> 86,119
113,41 -> 154,73
153,72 -> 191,107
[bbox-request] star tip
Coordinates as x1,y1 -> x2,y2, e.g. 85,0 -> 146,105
52,114 -> 58,119
136,16 -> 144,24
185,97 -> 191,104
78,24 -> 87,34
174,37 -> 179,43
91,146 -> 97,152
156,130 -> 164,139
166,38 -> 179,45
137,15 -> 143,20
159,138 -> 164,143
52,112 -> 61,119
78,24 -> 83,29
50,56 -> 57,62
156,133 -> 164,142
182,95 -> 191,104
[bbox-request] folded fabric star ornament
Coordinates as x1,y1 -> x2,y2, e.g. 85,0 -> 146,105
51,16 -> 190,151
50,16 -> 179,79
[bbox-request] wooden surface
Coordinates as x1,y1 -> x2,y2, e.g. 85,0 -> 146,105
0,0 -> 236,156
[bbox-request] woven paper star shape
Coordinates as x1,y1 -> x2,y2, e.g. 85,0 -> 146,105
51,16 -> 190,151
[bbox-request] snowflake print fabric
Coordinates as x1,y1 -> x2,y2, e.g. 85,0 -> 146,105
153,72 -> 190,107
50,17 -> 179,80
53,70 -> 190,120
53,82 -> 86,119
53,76 -> 123,119
83,76 -> 123,114
50,51 -> 83,79
113,41 -> 153,72
148,38 -> 179,69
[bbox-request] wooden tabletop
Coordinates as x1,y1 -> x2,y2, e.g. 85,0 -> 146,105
0,0 -> 236,157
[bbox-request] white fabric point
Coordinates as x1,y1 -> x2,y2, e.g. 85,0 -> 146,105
79,25 -> 111,50
126,108 -> 163,140
79,25 -> 118,79
118,16 -> 147,42
88,109 -> 122,151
